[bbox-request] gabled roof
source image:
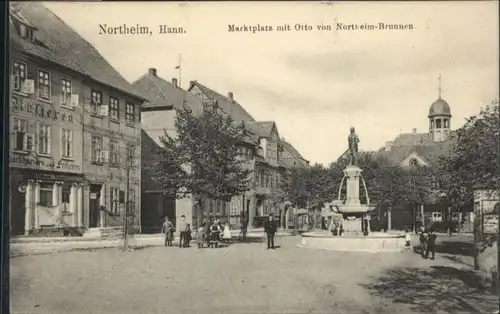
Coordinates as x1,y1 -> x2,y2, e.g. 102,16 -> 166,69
244,121 -> 276,138
188,81 -> 255,122
132,70 -> 203,113
379,137 -> 456,167
281,139 -> 308,163
9,2 -> 143,100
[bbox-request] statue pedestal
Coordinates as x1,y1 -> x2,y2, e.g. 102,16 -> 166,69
343,165 -> 363,206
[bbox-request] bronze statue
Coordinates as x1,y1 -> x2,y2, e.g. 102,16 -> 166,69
348,127 -> 359,165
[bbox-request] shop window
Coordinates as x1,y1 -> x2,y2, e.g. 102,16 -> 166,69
39,183 -> 53,207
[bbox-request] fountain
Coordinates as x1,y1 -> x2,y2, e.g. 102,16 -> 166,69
299,127 -> 406,252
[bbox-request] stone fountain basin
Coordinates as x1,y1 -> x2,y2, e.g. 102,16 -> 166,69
335,204 -> 376,214
299,230 -> 406,253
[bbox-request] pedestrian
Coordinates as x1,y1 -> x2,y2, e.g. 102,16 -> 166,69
425,228 -> 437,260
264,213 -> 277,249
161,216 -> 174,247
222,221 -> 232,243
405,228 -> 411,247
240,213 -> 248,241
419,226 -> 428,257
185,223 -> 192,247
197,225 -> 206,249
178,215 -> 187,248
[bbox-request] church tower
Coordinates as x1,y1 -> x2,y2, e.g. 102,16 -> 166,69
428,74 -> 452,142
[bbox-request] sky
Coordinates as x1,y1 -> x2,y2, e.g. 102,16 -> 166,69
45,1 -> 499,165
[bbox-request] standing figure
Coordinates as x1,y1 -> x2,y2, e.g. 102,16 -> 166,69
178,215 -> 187,248
348,127 -> 360,165
222,221 -> 232,243
162,216 -> 174,247
209,221 -> 222,248
264,213 -> 278,249
185,223 -> 192,248
425,228 -> 437,260
240,212 -> 248,241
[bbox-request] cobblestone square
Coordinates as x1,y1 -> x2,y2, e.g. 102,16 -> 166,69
10,236 -> 498,314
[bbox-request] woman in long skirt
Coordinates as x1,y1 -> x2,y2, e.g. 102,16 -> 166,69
222,222 -> 232,243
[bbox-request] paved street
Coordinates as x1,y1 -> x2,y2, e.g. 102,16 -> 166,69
10,235 -> 498,314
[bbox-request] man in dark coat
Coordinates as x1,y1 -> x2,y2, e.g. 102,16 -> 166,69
263,213 -> 278,249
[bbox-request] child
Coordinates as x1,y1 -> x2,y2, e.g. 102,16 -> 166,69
162,217 -> 174,247
222,222 -> 232,243
185,224 -> 192,248
405,228 -> 411,247
197,226 -> 206,249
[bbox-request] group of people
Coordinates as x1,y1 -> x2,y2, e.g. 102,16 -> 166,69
160,212 -> 279,250
161,215 -> 232,249
417,226 -> 438,259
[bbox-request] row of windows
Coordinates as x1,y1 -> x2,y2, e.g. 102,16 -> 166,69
12,117 -> 72,157
429,118 -> 450,129
12,60 -> 136,124
90,136 -> 136,167
109,187 -> 136,214
255,170 -> 280,188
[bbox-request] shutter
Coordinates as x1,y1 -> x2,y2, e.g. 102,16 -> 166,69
100,105 -> 109,117
70,94 -> 79,107
22,79 -> 35,94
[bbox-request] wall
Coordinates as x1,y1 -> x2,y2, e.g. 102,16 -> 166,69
82,79 -> 142,228
10,52 -> 84,174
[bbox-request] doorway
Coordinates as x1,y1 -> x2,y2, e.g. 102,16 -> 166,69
10,183 -> 26,235
89,184 -> 101,228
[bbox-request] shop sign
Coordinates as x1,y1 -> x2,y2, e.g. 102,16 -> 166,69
12,96 -> 74,123
10,154 -> 81,172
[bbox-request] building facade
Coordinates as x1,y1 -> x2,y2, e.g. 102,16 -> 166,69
9,3 -> 144,236
136,71 -> 307,232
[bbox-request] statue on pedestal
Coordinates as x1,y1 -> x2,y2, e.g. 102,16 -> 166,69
348,127 -> 360,165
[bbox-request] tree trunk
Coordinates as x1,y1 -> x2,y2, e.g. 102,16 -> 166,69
420,204 -> 425,229
387,207 -> 392,231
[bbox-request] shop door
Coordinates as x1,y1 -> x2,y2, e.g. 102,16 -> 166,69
11,184 -> 26,235
89,184 -> 101,228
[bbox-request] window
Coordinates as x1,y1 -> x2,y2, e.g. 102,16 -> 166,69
444,119 -> 449,128
12,61 -> 26,92
409,158 -> 419,167
126,103 -> 135,124
61,79 -> 72,106
12,117 -> 34,151
436,119 -> 442,129
38,70 -> 51,101
110,140 -> 119,166
255,170 -> 260,187
91,90 -> 102,114
37,123 -> 51,155
61,128 -> 73,158
109,97 -> 119,120
128,188 -> 136,214
39,183 -> 53,207
91,136 -> 103,163
260,171 -> 265,187
110,187 -> 119,214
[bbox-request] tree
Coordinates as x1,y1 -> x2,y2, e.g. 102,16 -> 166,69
438,100 -> 499,273
150,103 -> 252,230
438,100 -> 499,207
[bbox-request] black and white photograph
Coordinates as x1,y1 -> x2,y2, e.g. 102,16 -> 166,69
6,1 -> 499,313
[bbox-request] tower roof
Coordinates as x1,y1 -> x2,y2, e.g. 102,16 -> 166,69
428,97 -> 451,118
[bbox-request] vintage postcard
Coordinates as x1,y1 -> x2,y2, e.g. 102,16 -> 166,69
7,1 -> 499,314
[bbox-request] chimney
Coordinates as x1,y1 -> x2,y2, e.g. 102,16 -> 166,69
385,141 -> 393,152
148,68 -> 157,77
172,78 -> 178,87
228,92 -> 234,101
412,128 -> 417,134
